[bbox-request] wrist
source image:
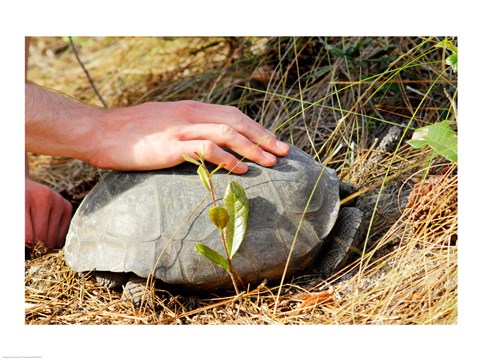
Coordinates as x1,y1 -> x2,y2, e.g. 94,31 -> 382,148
84,106 -> 131,169
70,105 -> 106,166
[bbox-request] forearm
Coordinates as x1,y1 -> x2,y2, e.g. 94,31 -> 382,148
25,84 -> 289,173
25,83 -> 103,163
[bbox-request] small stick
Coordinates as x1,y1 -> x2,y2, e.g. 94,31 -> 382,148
68,37 -> 108,109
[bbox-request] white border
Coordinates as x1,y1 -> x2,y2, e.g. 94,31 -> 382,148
2,1 -> 478,359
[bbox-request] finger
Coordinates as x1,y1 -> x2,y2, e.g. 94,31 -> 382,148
25,206 -> 34,247
46,195 -> 72,249
57,200 -> 73,248
179,123 -> 277,167
30,193 -> 51,247
182,140 -> 249,174
45,195 -> 63,249
184,102 -> 289,156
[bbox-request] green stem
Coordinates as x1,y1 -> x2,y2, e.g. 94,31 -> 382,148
205,164 -> 239,295
208,176 -> 217,206
218,227 -> 239,295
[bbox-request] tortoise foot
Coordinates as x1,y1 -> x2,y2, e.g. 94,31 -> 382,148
313,207 -> 364,279
121,274 -> 153,308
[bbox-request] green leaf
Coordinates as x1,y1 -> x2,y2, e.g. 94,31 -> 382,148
446,53 -> 458,72
407,120 -> 458,163
197,166 -> 212,192
362,37 -> 373,47
210,162 -> 226,176
182,154 -> 201,166
326,44 -> 358,60
344,44 -> 359,58
223,181 -> 250,258
194,244 -> 229,272
435,39 -> 458,72
435,39 -> 457,54
208,206 -> 230,230
326,44 -> 346,58
309,65 -> 333,78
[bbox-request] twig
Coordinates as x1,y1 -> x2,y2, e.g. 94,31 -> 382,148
68,37 -> 108,109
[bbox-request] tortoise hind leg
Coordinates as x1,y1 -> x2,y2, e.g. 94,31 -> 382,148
313,207 -> 364,279
121,274 -> 153,308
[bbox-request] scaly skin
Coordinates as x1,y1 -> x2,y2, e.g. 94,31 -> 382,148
313,207 -> 364,279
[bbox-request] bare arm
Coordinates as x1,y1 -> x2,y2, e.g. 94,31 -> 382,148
25,38 -> 73,249
25,84 -> 289,173
25,83 -> 100,163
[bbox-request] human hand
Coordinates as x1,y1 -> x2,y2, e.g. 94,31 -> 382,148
25,178 -> 73,249
89,101 -> 290,173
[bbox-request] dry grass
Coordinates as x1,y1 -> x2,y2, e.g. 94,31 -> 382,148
25,36 -> 457,325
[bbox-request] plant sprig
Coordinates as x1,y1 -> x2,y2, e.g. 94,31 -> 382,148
435,39 -> 457,73
183,151 -> 250,295
407,120 -> 457,163
407,39 -> 458,163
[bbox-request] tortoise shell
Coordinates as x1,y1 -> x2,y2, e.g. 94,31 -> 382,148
64,145 -> 340,292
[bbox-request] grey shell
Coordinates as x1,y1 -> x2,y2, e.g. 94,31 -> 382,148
64,145 -> 340,292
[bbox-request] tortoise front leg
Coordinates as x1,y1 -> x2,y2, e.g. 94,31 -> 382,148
314,207 -> 364,279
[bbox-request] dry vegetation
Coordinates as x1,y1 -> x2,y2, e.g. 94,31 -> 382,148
25,36 -> 457,325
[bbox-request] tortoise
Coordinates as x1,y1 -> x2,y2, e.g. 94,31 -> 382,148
64,145 -> 363,304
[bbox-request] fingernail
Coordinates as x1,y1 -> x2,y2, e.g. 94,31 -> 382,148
276,140 -> 290,153
235,161 -> 248,173
265,152 -> 277,164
